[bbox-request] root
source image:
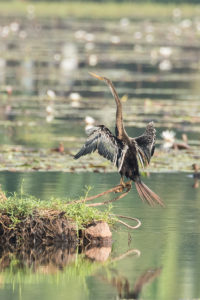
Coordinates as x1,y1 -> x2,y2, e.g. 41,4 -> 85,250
111,214 -> 141,230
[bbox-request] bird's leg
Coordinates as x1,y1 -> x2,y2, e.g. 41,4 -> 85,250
120,176 -> 126,187
115,176 -> 126,193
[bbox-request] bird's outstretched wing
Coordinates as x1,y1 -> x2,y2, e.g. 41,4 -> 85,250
134,122 -> 156,168
74,125 -> 128,171
132,267 -> 162,298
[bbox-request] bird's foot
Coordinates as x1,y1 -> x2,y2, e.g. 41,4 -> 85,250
125,180 -> 132,190
115,178 -> 131,193
115,185 -> 125,193
115,178 -> 126,193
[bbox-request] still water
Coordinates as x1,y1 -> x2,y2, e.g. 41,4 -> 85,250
0,171 -> 199,300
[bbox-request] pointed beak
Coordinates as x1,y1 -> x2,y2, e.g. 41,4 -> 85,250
89,72 -> 104,81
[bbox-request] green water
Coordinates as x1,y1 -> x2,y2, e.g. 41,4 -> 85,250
0,171 -> 199,299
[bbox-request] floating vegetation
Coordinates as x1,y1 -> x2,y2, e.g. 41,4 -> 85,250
0,143 -> 199,173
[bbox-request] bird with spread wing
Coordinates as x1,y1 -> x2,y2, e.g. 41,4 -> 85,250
74,73 -> 164,207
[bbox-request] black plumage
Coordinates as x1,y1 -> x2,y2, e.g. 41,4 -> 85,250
74,125 -> 128,172
74,73 -> 164,207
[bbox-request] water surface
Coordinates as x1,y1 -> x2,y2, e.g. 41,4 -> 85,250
0,171 -> 199,300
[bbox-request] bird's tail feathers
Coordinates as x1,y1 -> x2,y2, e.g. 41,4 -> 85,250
135,181 -> 164,207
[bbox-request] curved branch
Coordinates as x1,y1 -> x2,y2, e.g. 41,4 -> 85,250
86,186 -> 131,207
68,184 -> 125,204
113,215 -> 141,230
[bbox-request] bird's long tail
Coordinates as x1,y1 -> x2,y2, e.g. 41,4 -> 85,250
135,181 -> 164,207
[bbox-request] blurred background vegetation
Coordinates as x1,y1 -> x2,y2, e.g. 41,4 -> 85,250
0,0 -> 199,19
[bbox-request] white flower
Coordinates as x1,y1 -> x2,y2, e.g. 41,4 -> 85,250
110,35 -> 120,44
10,22 -> 19,32
85,116 -> 95,125
88,54 -> 98,66
46,114 -> 54,123
69,92 -> 81,101
47,90 -> 56,99
46,105 -> 54,114
159,47 -> 172,58
159,59 -> 172,71
161,130 -> 176,142
161,130 -> 176,150
120,18 -> 130,27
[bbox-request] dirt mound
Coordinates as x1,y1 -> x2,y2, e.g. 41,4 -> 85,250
0,209 -> 112,250
0,210 -> 78,248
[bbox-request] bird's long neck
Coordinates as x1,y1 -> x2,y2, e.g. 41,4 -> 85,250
106,79 -> 128,140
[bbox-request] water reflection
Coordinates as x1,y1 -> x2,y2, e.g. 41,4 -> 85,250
0,57 -> 5,85
0,245 -> 77,274
21,59 -> 34,93
0,243 -> 112,275
192,164 -> 200,189
95,267 -> 161,299
85,244 -> 111,262
59,43 -> 78,91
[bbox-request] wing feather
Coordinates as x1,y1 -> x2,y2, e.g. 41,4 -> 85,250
134,122 -> 156,168
74,125 -> 127,169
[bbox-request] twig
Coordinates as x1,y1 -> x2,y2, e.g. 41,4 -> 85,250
68,184 -> 124,204
67,184 -> 141,231
86,186 -> 131,207
112,214 -> 141,230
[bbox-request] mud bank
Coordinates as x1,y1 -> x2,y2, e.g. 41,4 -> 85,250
0,209 -> 112,249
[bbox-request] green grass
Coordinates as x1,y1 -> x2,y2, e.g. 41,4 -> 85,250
0,187 -> 115,229
0,1 -> 199,19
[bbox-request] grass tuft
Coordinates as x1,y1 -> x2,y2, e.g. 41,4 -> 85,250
0,187 -> 116,229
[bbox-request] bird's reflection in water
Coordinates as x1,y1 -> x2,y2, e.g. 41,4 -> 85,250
192,178 -> 199,189
192,164 -> 200,189
96,267 -> 162,299
0,239 -> 161,299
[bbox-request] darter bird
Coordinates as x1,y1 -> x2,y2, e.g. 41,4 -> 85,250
74,73 -> 164,207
